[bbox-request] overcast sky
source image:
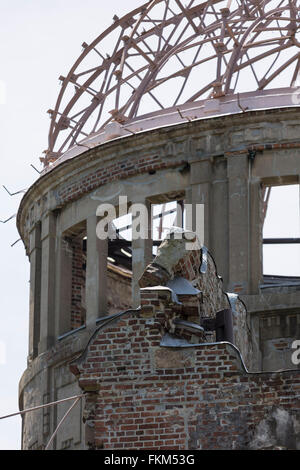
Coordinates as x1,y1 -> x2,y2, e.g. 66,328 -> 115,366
0,0 -> 299,450
0,0 -> 145,450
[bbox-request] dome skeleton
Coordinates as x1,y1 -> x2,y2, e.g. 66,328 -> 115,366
44,0 -> 300,166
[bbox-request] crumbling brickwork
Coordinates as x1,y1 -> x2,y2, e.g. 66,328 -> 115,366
70,310 -> 300,450
69,231 -> 298,450
139,232 -> 253,368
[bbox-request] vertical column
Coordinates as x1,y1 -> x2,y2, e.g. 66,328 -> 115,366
250,177 -> 263,294
175,200 -> 184,228
131,199 -> 152,308
189,160 -> 212,247
227,153 -> 250,294
28,222 -> 41,361
211,159 -> 229,287
39,212 -> 56,353
86,215 -> 108,325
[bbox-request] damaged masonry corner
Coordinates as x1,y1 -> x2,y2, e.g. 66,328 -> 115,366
138,228 -> 253,370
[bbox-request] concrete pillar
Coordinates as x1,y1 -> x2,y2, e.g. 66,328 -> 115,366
250,178 -> 263,294
86,215 -> 108,325
38,212 -> 56,353
211,160 -> 229,286
28,222 -> 41,361
175,200 -> 184,228
227,154 -> 250,294
189,159 -> 212,247
131,199 -> 152,308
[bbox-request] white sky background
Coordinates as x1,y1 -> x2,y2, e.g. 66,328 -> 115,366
0,0 -> 145,450
0,0 -> 299,450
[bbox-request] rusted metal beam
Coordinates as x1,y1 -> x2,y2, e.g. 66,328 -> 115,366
42,1 -> 300,167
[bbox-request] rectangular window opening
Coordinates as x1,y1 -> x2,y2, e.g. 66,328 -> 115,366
152,199 -> 185,256
59,221 -> 87,336
262,183 -> 300,279
106,213 -> 133,314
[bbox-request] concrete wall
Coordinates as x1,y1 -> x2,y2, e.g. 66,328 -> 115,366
19,332 -> 88,450
107,266 -> 132,314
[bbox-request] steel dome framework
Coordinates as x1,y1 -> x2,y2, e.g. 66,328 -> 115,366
44,0 -> 300,166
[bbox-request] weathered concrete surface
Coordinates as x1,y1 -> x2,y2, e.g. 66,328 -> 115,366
19,328 -> 92,449
107,265 -> 132,314
249,407 -> 300,450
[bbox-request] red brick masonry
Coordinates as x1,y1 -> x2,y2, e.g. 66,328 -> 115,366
70,310 -> 300,450
58,156 -> 185,206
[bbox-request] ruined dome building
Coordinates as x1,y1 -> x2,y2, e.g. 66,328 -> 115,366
18,0 -> 300,450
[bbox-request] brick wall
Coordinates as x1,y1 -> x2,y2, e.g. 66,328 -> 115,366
70,310 -> 300,450
173,249 -> 201,282
57,156 -> 185,206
